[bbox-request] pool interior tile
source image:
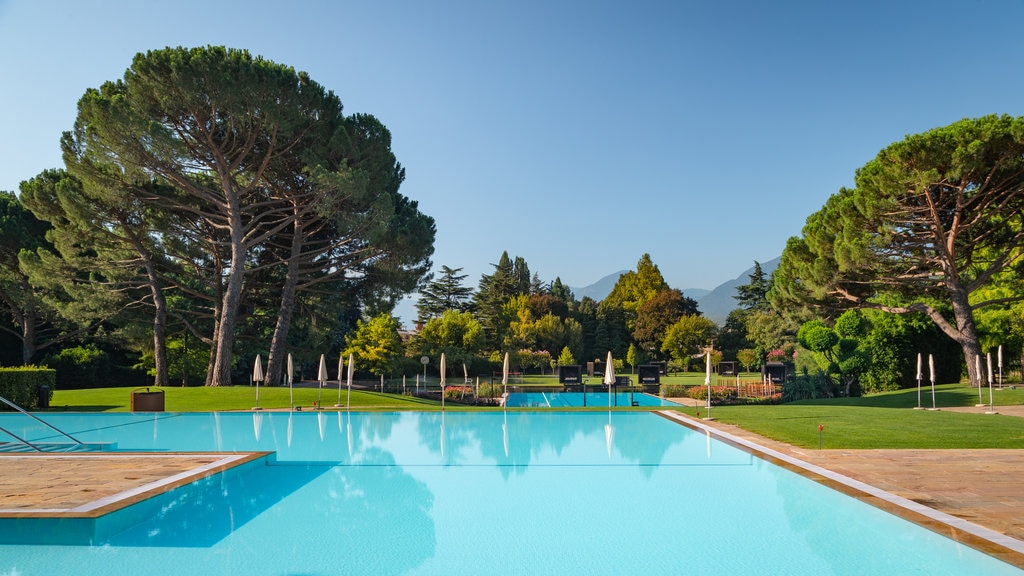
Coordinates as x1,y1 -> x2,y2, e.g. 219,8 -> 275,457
656,410 -> 1024,571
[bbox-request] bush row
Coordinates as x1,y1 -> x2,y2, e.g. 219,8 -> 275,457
0,367 -> 56,410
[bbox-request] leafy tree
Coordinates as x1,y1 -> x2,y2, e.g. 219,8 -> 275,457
603,253 -> 669,331
549,277 -> 575,303
63,46 -> 433,385
416,265 -> 475,322
736,349 -> 758,372
413,309 -> 485,373
557,346 -> 575,366
518,349 -> 552,374
42,345 -> 111,389
743,310 -> 795,364
594,301 -> 630,360
717,308 -> 751,364
632,288 -> 698,358
0,190 -> 91,364
261,113 -> 434,384
626,343 -> 646,373
571,296 -> 599,361
502,294 -> 534,352
19,169 -> 174,383
527,293 -> 569,320
660,314 -> 716,367
66,46 -> 339,384
343,313 -> 404,378
474,252 -> 532,347
774,115 -> 1024,387
796,310 -> 870,396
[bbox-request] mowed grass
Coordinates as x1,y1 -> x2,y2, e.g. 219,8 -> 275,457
50,384 -> 443,412
703,384 -> 1024,449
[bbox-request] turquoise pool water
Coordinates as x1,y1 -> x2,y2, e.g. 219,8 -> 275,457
504,391 -> 679,407
1,411 -> 1021,575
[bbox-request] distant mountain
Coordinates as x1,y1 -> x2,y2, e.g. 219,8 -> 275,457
694,257 -> 780,325
568,270 -> 628,301
682,288 -> 711,300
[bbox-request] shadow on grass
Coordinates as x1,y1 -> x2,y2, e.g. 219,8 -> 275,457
44,405 -> 122,412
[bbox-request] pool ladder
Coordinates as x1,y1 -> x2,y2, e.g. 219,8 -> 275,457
0,395 -> 84,452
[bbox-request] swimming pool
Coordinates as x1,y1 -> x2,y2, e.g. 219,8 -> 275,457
1,410 -> 1021,575
504,391 -> 679,407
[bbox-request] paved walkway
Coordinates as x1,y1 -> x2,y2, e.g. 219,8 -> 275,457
0,452 -> 266,517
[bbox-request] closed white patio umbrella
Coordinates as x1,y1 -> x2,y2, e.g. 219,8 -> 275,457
317,353 -> 328,409
440,353 -> 447,410
252,355 -> 264,411
604,351 -> 615,409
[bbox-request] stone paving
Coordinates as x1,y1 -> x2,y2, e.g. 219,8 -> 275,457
699,420 -> 1024,541
0,452 -> 266,517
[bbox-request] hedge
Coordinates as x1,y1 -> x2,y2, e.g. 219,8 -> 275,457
0,366 -> 56,410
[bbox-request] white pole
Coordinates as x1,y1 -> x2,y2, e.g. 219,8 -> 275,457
929,354 -> 937,410
705,351 -> 712,419
987,352 -> 995,413
336,354 -> 343,407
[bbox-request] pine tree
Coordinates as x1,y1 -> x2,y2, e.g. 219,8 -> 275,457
416,265 -> 474,322
734,261 -> 771,312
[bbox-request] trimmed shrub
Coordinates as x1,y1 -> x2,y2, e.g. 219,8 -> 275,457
782,372 -> 838,402
478,383 -> 503,399
661,384 -> 688,398
685,385 -> 738,405
0,366 -> 56,410
43,345 -> 111,389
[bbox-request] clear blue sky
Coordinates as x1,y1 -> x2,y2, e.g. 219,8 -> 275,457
3,0 -> 1024,323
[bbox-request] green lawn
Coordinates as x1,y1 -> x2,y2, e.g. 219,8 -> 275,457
704,383 -> 1024,450
50,385 -> 443,412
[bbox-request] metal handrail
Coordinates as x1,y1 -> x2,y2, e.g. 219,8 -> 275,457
0,424 -> 42,452
0,395 -> 82,445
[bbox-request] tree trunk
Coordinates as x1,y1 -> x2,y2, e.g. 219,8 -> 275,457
266,220 -> 304,386
204,335 -> 217,387
143,258 -> 169,387
210,194 -> 246,387
947,281 -> 983,388
20,310 -> 35,365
